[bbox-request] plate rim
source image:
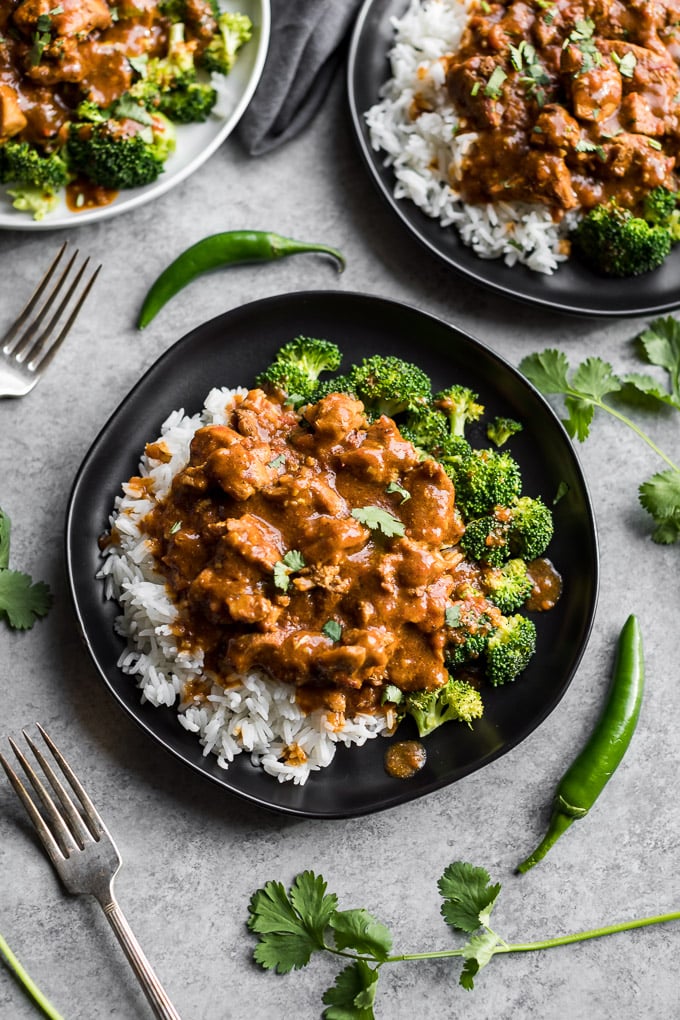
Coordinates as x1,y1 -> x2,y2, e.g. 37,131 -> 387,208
65,289 -> 600,818
346,0 -> 680,318
0,0 -> 271,232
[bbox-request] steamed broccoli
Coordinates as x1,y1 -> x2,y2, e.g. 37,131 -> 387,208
202,11 -> 253,74
66,113 -> 175,190
0,140 -> 69,192
399,405 -> 450,457
460,509 -> 512,568
128,22 -> 218,123
482,558 -> 533,614
256,336 -> 342,404
6,186 -> 58,220
434,385 -> 484,437
158,81 -> 217,123
572,201 -> 672,277
487,416 -> 523,447
461,496 -> 553,566
452,447 -> 522,518
507,495 -> 554,560
642,186 -> 680,242
444,588 -> 501,668
485,614 -> 537,686
347,355 -> 432,419
397,676 -> 484,737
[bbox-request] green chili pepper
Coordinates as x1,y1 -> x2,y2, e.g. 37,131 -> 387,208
137,230 -> 346,330
517,614 -> 644,873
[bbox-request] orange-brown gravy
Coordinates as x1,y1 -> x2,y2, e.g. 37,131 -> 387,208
384,740 -> 427,779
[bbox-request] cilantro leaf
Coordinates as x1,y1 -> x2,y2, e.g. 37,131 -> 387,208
273,550 -> 306,592
459,931 -> 503,990
0,570 -> 53,630
636,317 -> 680,407
351,506 -> 405,538
619,373 -> 678,409
329,909 -> 393,961
639,469 -> 680,543
438,862 -> 501,934
385,480 -> 410,503
248,872 -> 337,974
322,960 -> 379,1019
570,357 -> 621,402
519,349 -> 571,394
322,620 -> 342,642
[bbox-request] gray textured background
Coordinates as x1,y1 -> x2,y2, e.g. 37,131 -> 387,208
1,68 -> 679,1020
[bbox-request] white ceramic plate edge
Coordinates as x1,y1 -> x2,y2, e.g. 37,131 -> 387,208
0,0 -> 270,231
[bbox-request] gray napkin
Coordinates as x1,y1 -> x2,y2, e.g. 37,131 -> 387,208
238,0 -> 365,155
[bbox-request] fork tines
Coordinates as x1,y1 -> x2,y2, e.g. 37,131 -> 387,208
0,724 -> 104,864
2,242 -> 101,373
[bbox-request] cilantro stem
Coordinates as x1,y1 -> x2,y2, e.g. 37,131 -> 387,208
0,933 -> 66,1020
386,910 -> 680,963
595,398 -> 680,473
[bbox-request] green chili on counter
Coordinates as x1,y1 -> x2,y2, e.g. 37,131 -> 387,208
517,614 -> 644,873
137,230 -> 346,329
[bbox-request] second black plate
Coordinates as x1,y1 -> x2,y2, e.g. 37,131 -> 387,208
66,291 -> 598,817
347,0 -> 680,318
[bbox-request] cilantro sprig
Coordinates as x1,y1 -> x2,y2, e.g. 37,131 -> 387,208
249,861 -> 680,1018
0,509 -> 52,630
519,334 -> 680,543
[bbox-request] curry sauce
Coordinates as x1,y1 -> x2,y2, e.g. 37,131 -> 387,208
141,389 -> 508,717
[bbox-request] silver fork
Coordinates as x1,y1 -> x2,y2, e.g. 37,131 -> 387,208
1,242 -> 101,397
1,725 -> 183,1020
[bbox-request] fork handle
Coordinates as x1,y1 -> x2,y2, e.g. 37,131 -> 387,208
100,896 -> 183,1020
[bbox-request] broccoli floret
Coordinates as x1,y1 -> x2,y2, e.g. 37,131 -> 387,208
642,186 -> 678,225
147,22 -> 196,89
572,201 -> 671,277
257,336 -> 342,404
445,595 -> 499,668
481,559 -> 533,614
158,81 -> 217,122
434,385 -> 484,437
314,374 -> 358,401
507,495 -> 553,560
485,614 -> 537,686
460,496 -> 553,566
487,416 -> 523,447
346,355 -> 432,419
460,510 -> 512,567
202,11 -> 253,75
400,405 -> 450,457
401,676 -> 484,737
453,447 -> 522,518
7,186 -> 59,221
0,140 -> 69,192
66,113 -> 175,190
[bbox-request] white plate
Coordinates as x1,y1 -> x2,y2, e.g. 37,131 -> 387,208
0,0 -> 270,231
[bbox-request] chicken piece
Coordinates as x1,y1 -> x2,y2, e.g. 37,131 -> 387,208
205,441 -> 275,500
525,150 -> 579,209
532,103 -> 581,152
12,0 -> 112,38
620,92 -> 666,135
220,514 -> 283,572
305,392 -> 367,442
297,514 -> 368,564
189,568 -> 279,626
600,131 -> 674,187
189,425 -> 242,465
0,85 -> 27,143
446,54 -> 504,130
563,52 -> 623,122
400,460 -> 461,546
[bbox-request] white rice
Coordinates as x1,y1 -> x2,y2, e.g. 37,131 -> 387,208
98,388 -> 392,785
365,0 -> 577,274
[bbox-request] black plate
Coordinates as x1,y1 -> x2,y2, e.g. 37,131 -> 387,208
66,291 -> 599,818
347,0 -> 680,318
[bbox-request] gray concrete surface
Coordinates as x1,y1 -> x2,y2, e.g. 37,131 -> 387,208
2,71 -> 679,1020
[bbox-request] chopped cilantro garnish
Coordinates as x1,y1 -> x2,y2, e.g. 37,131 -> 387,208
351,506 -> 405,538
322,620 -> 342,642
0,509 -> 52,630
273,550 -> 306,592
484,65 -> 507,99
386,480 -> 411,503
